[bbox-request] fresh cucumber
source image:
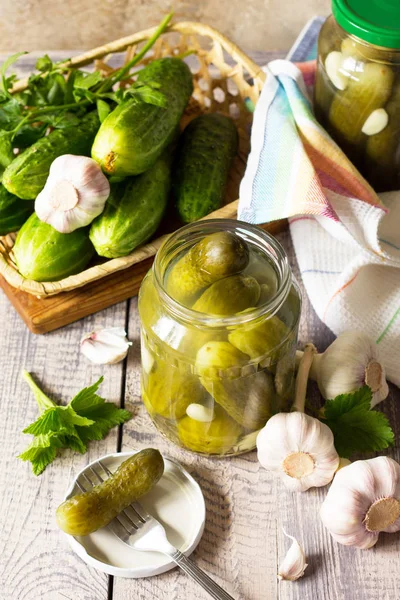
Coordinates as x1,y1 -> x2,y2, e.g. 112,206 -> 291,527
89,157 -> 171,258
3,111 -> 100,199
0,185 -> 34,235
172,114 -> 238,223
91,58 -> 193,177
14,213 -> 94,281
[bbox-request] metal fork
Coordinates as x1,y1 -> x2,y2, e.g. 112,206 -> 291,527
76,460 -> 235,600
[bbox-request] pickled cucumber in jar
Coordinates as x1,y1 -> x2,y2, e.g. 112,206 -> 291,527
178,404 -> 242,454
196,341 -> 275,430
192,274 -> 260,315
328,62 -> 394,150
139,220 -> 300,456
166,231 -> 249,305
144,360 -> 203,419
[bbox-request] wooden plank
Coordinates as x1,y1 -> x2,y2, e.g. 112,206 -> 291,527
0,220 -> 287,335
0,290 -> 127,600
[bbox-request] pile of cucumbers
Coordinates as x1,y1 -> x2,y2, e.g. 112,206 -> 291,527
1,57 -> 239,282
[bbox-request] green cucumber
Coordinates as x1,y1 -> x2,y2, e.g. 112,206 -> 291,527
3,111 -> 100,199
91,58 -> 193,177
89,157 -> 170,258
173,114 -> 238,223
13,213 -> 94,281
0,185 -> 34,235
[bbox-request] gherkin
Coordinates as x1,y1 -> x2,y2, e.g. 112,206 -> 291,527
56,449 -> 164,536
228,315 -> 289,360
166,231 -> 249,305
192,274 -> 260,316
178,405 -> 241,454
328,62 -> 394,150
144,361 -> 203,419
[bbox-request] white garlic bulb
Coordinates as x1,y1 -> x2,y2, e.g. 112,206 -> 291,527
35,154 -> 110,233
298,331 -> 389,407
325,51 -> 348,91
278,530 -> 308,581
257,344 -> 340,492
257,412 -> 339,492
80,327 -> 131,364
321,456 -> 400,549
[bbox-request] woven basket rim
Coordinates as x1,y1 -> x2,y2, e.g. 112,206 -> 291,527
0,21 -> 266,298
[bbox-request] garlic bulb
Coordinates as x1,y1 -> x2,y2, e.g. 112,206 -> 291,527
278,530 -> 308,581
35,154 -> 110,233
257,344 -> 340,492
297,331 -> 389,407
80,327 -> 131,364
321,456 -> 400,549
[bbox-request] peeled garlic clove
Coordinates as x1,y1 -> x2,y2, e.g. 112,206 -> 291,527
278,529 -> 308,581
325,51 -> 348,91
362,108 -> 389,136
186,403 -> 214,422
80,327 -> 131,364
320,456 -> 400,549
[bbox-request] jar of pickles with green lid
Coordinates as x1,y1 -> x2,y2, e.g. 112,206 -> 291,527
138,219 -> 301,457
314,0 -> 400,191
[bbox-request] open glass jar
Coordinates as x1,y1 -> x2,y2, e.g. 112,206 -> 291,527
138,219 -> 301,457
314,1 -> 400,192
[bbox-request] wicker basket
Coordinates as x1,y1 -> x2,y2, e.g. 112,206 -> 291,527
0,21 -> 267,298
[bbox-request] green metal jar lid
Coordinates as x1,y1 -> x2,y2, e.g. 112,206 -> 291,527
332,0 -> 400,49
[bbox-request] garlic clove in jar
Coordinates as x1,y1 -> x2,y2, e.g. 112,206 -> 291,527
309,331 -> 389,407
325,51 -> 348,91
257,412 -> 340,492
361,108 -> 389,136
320,456 -> 400,549
35,155 -> 110,233
80,327 -> 131,364
278,530 -> 308,581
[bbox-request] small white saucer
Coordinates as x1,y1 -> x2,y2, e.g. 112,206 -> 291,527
62,451 -> 206,578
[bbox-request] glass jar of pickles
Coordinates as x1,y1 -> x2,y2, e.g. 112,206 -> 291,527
138,219 -> 301,457
314,1 -> 400,191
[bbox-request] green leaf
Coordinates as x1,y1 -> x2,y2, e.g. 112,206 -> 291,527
40,110 -> 80,129
74,70 -> 102,90
97,98 -> 111,123
18,433 -> 59,476
20,372 -> 132,474
124,83 -> 167,108
0,130 -> 14,170
1,52 -> 27,78
0,52 -> 27,99
35,54 -> 53,73
321,386 -> 395,458
76,403 -> 132,444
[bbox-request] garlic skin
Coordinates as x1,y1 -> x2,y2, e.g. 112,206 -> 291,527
307,331 -> 389,407
321,456 -> 400,549
257,412 -> 340,492
80,327 -> 131,364
278,530 -> 308,581
35,155 -> 110,233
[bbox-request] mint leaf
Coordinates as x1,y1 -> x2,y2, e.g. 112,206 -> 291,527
20,372 -> 132,475
74,70 -> 102,90
321,386 -> 395,458
18,433 -> 59,476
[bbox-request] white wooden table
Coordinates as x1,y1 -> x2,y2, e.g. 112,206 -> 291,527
1,228 -> 399,600
1,51 -> 400,600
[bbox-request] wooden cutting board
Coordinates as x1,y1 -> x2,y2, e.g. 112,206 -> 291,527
0,220 -> 286,334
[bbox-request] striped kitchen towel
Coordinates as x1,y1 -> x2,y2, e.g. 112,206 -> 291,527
238,23 -> 400,386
